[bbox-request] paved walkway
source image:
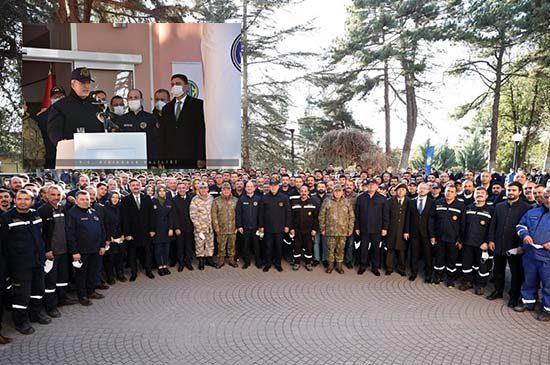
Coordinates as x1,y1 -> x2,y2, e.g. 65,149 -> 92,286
1,263 -> 548,364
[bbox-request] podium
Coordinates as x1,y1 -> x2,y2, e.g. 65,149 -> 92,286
56,132 -> 147,169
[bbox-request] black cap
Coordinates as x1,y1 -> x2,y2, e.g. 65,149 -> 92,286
368,178 -> 379,185
71,67 -> 94,82
269,179 -> 279,186
50,86 -> 66,97
395,182 -> 408,191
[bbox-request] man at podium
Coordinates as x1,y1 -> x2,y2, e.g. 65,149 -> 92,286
47,67 -> 104,148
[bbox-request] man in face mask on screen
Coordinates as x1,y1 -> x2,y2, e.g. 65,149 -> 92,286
158,73 -> 206,169
118,88 -> 157,168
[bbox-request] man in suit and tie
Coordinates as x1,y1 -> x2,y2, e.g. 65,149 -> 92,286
159,74 -> 206,169
121,178 -> 156,281
404,182 -> 435,282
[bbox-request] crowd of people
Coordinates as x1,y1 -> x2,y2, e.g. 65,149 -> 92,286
0,165 -> 548,342
24,67 -> 206,169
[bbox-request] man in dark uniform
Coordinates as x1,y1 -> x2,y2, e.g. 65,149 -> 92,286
459,187 -> 493,295
209,174 -> 224,198
355,179 -> 389,276
431,184 -> 465,287
172,181 -> 195,271
259,180 -> 291,272
236,181 -> 263,269
1,190 -> 50,334
47,67 -> 105,155
457,179 -> 475,206
66,190 -> 106,306
0,213 -> 12,344
385,183 -> 410,276
35,86 -> 66,169
121,179 -> 156,281
405,182 -> 435,282
289,185 -> 319,271
38,185 -> 77,318
119,89 -> 157,167
486,181 -> 532,307
108,95 -> 126,128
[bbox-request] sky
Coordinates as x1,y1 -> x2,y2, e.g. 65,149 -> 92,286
272,0 -> 487,151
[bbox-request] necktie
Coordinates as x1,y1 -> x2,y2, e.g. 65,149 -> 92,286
418,198 -> 424,215
135,195 -> 140,209
175,101 -> 182,120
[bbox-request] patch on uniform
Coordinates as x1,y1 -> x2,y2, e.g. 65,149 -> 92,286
452,215 -> 458,221
153,205 -> 157,209
93,216 -> 99,221
253,201 -> 258,206
140,122 -> 147,129
80,68 -> 90,77
279,202 -> 283,207
480,220 -> 486,225
308,211 -> 312,216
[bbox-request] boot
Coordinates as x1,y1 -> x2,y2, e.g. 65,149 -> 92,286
199,258 -> 205,271
216,257 -> 225,269
228,258 -> 238,268
305,263 -> 313,271
335,262 -> 344,274
30,311 -> 52,325
326,262 -> 334,274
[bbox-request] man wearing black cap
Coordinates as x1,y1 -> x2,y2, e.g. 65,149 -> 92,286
259,179 -> 291,272
35,86 -> 66,169
47,67 -> 105,157
385,183 -> 410,276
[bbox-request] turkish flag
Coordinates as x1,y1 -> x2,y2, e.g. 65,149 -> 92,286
40,64 -> 54,109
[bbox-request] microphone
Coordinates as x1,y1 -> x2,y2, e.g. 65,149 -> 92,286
96,110 -> 120,133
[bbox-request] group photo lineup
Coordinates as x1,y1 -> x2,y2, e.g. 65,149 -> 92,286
0,0 -> 549,364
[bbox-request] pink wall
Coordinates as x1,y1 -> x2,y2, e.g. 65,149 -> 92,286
152,23 -> 203,94
75,23 -> 203,109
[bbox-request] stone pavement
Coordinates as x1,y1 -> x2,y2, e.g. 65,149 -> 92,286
1,263 -> 548,364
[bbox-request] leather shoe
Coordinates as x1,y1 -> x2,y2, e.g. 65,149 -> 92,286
357,267 -> 366,275
15,323 -> 35,335
0,334 -> 13,344
79,298 -> 92,306
185,264 -> 194,271
177,264 -> 184,272
129,273 -> 137,282
30,312 -> 51,325
89,292 -> 105,300
117,274 -> 127,282
275,265 -> 283,272
263,265 -> 270,272
146,271 -> 155,279
371,269 -> 380,277
47,309 -> 61,318
408,274 -> 417,282
96,283 -> 109,290
58,296 -> 79,306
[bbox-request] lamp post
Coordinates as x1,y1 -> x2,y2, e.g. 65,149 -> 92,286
511,132 -> 523,171
286,122 -> 298,174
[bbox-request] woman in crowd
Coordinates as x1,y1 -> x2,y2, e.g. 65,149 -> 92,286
103,191 -> 125,284
151,185 -> 174,276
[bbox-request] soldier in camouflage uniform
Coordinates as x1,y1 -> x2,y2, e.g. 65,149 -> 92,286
23,105 -> 46,170
212,183 -> 238,268
319,184 -> 355,274
189,182 -> 214,270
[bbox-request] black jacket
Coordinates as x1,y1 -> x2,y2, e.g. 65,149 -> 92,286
172,193 -> 194,233
119,109 -> 158,162
487,199 -> 532,255
290,197 -> 319,233
120,193 -> 155,247
66,206 -> 106,255
38,203 -> 67,255
47,90 -> 104,145
151,198 -> 174,244
462,203 -> 494,247
236,193 -> 262,230
158,97 -> 205,168
432,199 -> 465,243
259,192 -> 291,233
405,196 -> 435,239
354,192 -> 389,234
0,209 -> 45,273
103,202 -> 122,241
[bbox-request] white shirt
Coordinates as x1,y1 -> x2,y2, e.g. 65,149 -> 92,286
174,95 -> 187,117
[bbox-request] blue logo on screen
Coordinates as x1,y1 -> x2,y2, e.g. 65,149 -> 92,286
231,34 -> 242,72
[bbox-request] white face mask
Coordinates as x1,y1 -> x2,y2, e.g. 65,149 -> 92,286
128,99 -> 141,111
155,100 -> 166,111
171,85 -> 185,97
113,105 -> 126,116
50,98 -> 60,105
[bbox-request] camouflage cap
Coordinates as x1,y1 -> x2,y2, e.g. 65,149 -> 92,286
198,182 -> 208,189
333,184 -> 343,191
221,182 -> 231,189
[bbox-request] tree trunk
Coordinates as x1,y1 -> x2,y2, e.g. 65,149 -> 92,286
519,79 -> 539,166
398,72 -> 417,170
241,0 -> 250,169
384,58 -> 391,156
545,137 -> 550,170
488,44 -> 505,170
